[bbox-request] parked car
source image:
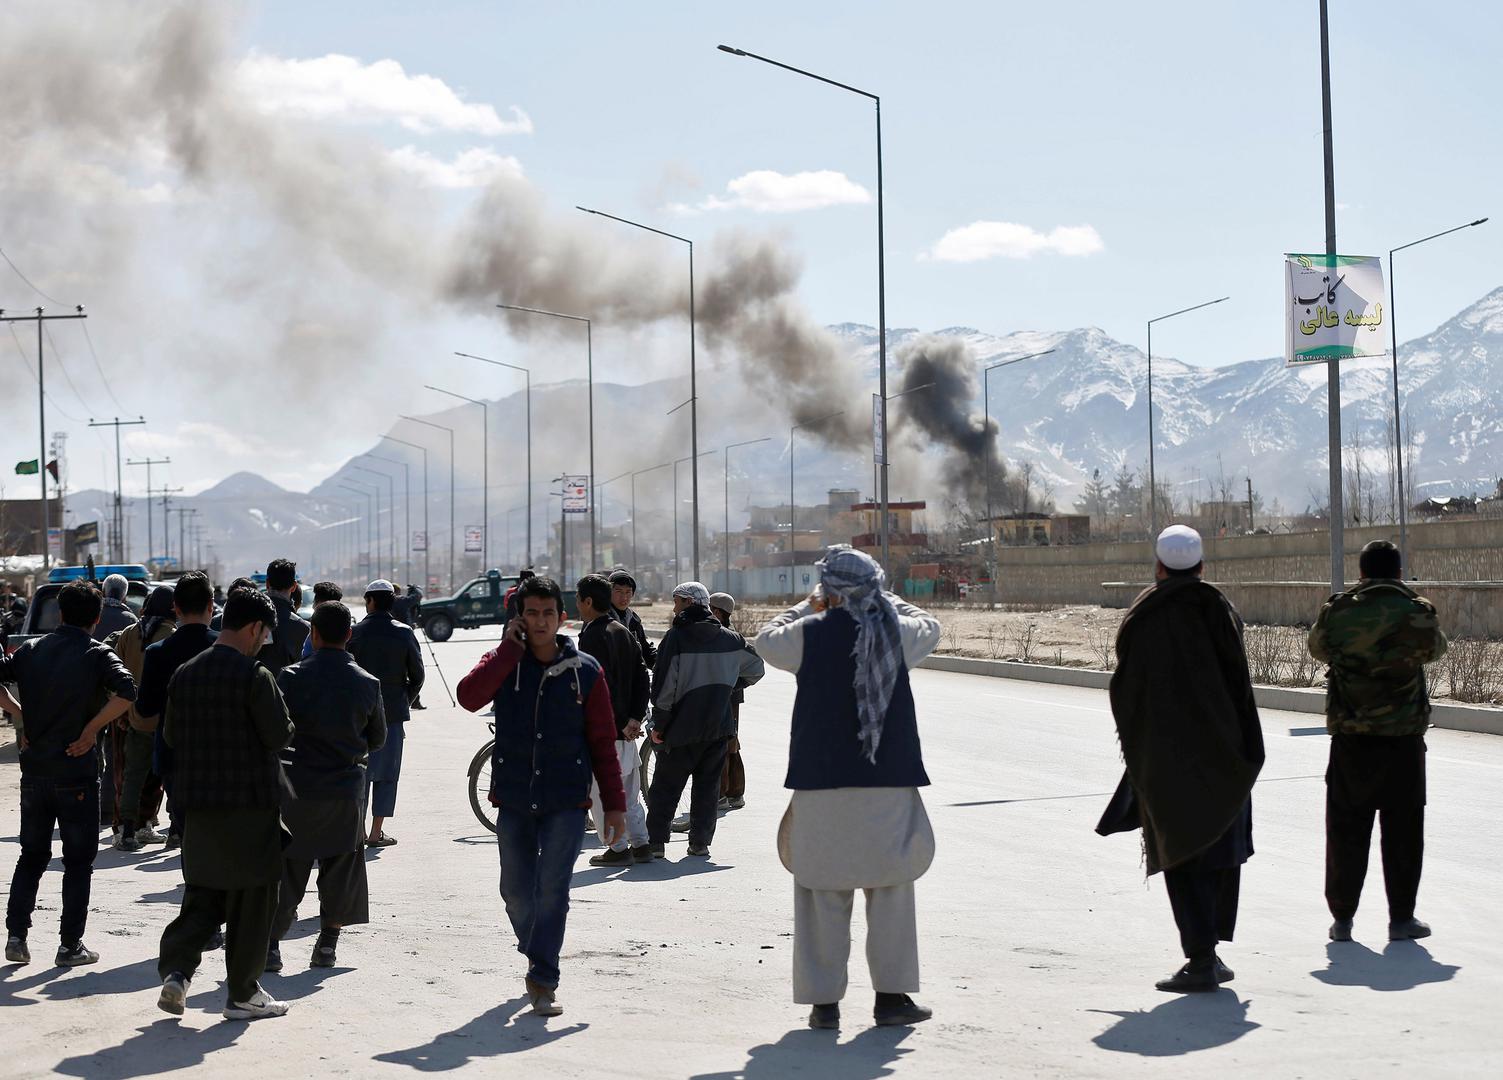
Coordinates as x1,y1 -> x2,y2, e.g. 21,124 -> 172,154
416,569 -> 577,642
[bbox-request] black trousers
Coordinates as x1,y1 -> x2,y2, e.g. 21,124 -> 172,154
1326,733 -> 1426,922
1163,866 -> 1241,959
272,851 -> 369,941
159,883 -> 278,1003
646,737 -> 730,847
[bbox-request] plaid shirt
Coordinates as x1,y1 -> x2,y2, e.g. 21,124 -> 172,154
163,643 -> 293,811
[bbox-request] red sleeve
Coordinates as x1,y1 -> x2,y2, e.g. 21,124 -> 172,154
584,675 -> 625,812
457,639 -> 524,712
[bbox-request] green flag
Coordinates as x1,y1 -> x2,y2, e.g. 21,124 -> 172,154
14,459 -> 38,476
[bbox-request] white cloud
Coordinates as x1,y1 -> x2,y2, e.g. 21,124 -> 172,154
236,52 -> 532,136
676,169 -> 872,214
388,145 -> 523,189
922,221 -> 1105,262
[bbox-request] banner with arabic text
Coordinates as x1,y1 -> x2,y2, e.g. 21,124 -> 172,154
1285,253 -> 1387,366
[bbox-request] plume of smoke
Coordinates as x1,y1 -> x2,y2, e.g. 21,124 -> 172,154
893,335 -> 1006,508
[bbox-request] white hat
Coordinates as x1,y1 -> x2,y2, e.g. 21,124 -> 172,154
365,579 -> 396,595
672,581 -> 710,606
1155,525 -> 1203,571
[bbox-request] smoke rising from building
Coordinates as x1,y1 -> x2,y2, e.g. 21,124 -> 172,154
894,335 -> 1007,508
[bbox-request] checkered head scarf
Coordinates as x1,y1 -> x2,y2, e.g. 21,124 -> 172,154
816,545 -> 901,765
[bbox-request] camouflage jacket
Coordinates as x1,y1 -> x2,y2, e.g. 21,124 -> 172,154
1308,579 -> 1448,736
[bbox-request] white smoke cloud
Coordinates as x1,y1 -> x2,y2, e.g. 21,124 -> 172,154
388,146 -> 524,189
922,221 -> 1104,262
676,170 -> 871,214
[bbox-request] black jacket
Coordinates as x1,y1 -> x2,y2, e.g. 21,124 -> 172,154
256,592 -> 310,674
277,648 -> 387,800
0,624 -> 138,779
651,606 -> 765,747
349,610 -> 425,726
577,614 -> 650,736
612,605 -> 656,668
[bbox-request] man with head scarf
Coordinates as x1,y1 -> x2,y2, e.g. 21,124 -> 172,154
1098,525 -> 1265,993
756,546 -> 942,1031
645,582 -> 764,860
106,584 -> 177,851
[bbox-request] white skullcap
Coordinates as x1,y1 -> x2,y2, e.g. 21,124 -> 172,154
1155,525 -> 1203,571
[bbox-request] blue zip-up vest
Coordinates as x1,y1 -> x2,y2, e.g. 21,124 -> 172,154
490,638 -> 605,814
785,608 -> 930,791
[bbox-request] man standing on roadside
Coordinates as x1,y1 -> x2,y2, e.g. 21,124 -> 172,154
456,576 -> 626,1017
156,588 -> 294,1022
257,558 -> 309,675
269,601 -> 386,973
348,579 -> 424,849
646,582 -> 764,861
575,574 -> 651,868
1309,539 -> 1448,945
1101,525 -> 1264,994
1,580 -> 137,968
106,584 -> 178,851
299,582 -> 344,660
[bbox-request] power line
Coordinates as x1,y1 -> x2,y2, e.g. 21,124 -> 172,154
7,324 -> 83,422
0,246 -> 67,306
43,325 -> 106,418
78,322 -> 128,414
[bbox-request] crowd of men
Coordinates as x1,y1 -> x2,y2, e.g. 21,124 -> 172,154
0,526 -> 1456,1030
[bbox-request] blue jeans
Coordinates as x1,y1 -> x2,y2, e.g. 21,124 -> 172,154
496,807 -> 585,990
7,775 -> 100,944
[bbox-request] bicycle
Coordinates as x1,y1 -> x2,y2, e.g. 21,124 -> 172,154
467,721 -> 498,834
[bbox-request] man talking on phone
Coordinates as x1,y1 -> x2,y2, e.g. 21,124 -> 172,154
456,576 -> 625,1017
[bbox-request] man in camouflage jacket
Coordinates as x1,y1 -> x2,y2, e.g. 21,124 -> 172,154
1308,540 -> 1448,945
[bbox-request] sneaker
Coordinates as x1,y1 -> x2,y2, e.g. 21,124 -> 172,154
115,831 -> 143,852
588,847 -> 634,867
809,1003 -> 840,1029
164,833 -> 183,850
670,814 -> 691,834
135,825 -> 167,845
1215,958 -> 1235,984
55,941 -> 100,967
310,929 -> 338,968
716,796 -> 731,811
1154,956 -> 1219,994
631,845 -> 654,864
1329,918 -> 1354,942
4,936 -> 29,964
1389,917 -> 1432,941
726,796 -> 746,810
158,972 -> 189,1015
525,977 -> 563,1017
207,929 -> 225,951
873,993 -> 933,1026
223,985 -> 290,1020
650,844 -> 666,860
366,831 -> 397,848
264,944 -> 283,973
686,842 -> 710,858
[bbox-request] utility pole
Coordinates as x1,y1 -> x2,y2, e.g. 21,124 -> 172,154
127,457 -> 170,568
0,305 -> 87,568
160,487 -> 184,567
88,416 -> 145,562
1319,0 -> 1344,592
172,508 -> 198,570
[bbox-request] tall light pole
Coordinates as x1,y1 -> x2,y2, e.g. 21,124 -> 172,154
1147,297 -> 1228,535
717,44 -> 890,567
725,437 -> 772,591
982,349 -> 1056,607
577,206 -> 701,578
426,384 -> 490,570
126,456 -> 169,566
1318,0 -> 1343,593
350,464 -> 396,579
400,415 -> 456,593
364,452 -> 412,586
630,460 -> 673,573
597,468 -> 632,567
338,483 -> 375,578
495,304 -> 597,568
380,435 -> 429,592
1387,216 -> 1488,570
673,449 -> 717,582
790,411 -> 845,599
342,476 -> 382,580
458,351 -> 530,567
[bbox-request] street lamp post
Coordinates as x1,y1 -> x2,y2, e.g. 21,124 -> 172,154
672,449 -> 718,582
577,206 -> 701,579
350,465 -> 396,579
630,460 -> 673,573
790,411 -> 845,599
338,483 -> 375,578
342,477 -> 382,579
724,437 -> 773,592
495,305 -> 596,569
1387,216 -> 1488,569
426,384 -> 490,571
982,350 -> 1057,607
457,351 -> 530,568
717,44 -> 890,568
1147,297 -> 1229,535
597,468 -> 632,568
363,452 -> 411,586
381,435 -> 430,593
399,415 -> 456,593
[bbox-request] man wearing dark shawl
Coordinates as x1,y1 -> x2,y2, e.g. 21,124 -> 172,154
1100,525 -> 1264,993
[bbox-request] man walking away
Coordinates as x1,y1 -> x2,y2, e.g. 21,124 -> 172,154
1,580 -> 137,967
156,588 -> 293,1021
757,546 -> 942,1030
456,576 -> 626,1017
299,582 -> 344,660
646,582 -> 764,861
94,573 -> 139,827
1101,525 -> 1265,994
269,601 -> 386,972
610,570 -> 657,793
136,572 -> 219,851
107,585 -> 177,851
575,574 -> 651,868
257,558 -> 309,674
94,573 -> 138,641
709,592 -> 749,811
349,579 -> 424,848
1310,539 -> 1448,944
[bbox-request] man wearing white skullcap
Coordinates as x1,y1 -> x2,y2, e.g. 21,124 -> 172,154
1098,525 -> 1265,993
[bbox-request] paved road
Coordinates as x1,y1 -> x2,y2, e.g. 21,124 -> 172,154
1,626 -> 1500,1078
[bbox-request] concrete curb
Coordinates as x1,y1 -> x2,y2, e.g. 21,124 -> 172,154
916,654 -> 1503,736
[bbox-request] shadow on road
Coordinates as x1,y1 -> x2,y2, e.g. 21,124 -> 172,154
52,1018 -> 243,1079
571,859 -> 732,889
372,997 -> 586,1070
1088,992 -> 1259,1056
271,963 -> 348,1001
690,1026 -> 913,1079
1311,940 -> 1459,990
36,957 -> 161,1001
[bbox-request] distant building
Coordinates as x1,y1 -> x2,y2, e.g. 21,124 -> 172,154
989,512 -> 1090,546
